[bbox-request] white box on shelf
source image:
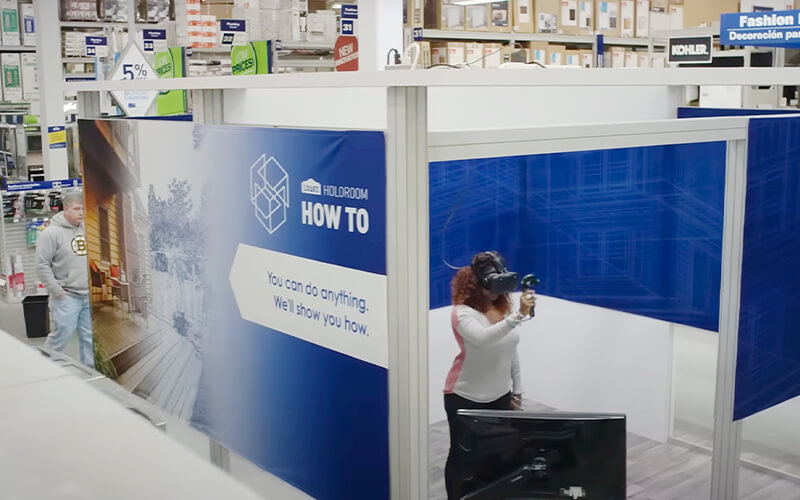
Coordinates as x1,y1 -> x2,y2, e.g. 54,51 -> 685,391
21,3 -> 34,46
635,0 -> 648,38
21,52 -> 37,101
620,0 -> 634,37
1,53 -> 22,101
668,4 -> 682,30
611,46 -> 625,67
0,0 -> 20,46
624,50 -> 638,67
291,0 -> 308,42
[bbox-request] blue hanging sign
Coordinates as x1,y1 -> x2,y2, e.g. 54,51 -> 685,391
6,178 -> 82,192
341,4 -> 358,19
720,9 -> 800,47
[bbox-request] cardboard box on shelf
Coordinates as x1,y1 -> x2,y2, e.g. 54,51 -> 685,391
650,0 -> 667,11
652,53 -> 666,67
668,3 -> 683,30
529,41 -> 549,65
431,42 -> 446,65
620,0 -> 634,37
638,52 -> 650,68
535,0 -> 560,34
465,42 -> 484,67
624,50 -> 638,67
565,49 -> 581,66
488,1 -> 511,32
580,48 -> 594,67
425,1 -> 465,30
418,41 -> 432,67
559,1 -> 579,35
635,0 -> 649,38
595,1 -> 620,37
547,44 -> 566,65
446,41 -> 466,65
501,46 -> 529,63
649,11 -> 669,33
682,0 -> 735,28
578,1 -> 594,35
466,5 -> 490,30
483,42 -> 504,68
740,0 -> 793,12
408,0 -> 423,27
513,0 -> 535,33
610,46 -> 625,67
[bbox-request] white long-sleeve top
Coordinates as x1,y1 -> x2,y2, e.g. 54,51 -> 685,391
443,305 -> 523,403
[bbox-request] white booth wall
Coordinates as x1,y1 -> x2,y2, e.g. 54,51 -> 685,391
223,85 -> 682,131
222,84 -> 734,449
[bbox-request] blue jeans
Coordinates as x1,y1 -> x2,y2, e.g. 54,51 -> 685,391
45,294 -> 94,369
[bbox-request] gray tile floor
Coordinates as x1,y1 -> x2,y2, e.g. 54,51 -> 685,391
429,402 -> 800,500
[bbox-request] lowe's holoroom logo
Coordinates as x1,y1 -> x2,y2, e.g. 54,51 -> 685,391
250,154 -> 289,234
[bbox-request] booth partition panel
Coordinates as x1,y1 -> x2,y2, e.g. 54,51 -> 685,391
736,116 -> 800,481
428,140 -> 729,499
79,119 -> 390,500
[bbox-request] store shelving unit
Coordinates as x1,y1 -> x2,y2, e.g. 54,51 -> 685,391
423,29 -> 667,48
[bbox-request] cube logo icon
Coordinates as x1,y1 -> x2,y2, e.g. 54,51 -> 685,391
250,154 -> 289,234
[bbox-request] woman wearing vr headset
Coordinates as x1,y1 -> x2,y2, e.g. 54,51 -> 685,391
442,251 -> 536,499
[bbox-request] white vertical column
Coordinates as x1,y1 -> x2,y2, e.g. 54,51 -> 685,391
710,138 -> 748,500
386,86 -> 428,500
357,0 -> 403,71
34,0 -> 68,180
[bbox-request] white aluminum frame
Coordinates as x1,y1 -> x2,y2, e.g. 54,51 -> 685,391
70,71 -> 786,499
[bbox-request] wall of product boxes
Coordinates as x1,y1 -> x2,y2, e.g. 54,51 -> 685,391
405,0 -> 795,69
0,2 -> 37,104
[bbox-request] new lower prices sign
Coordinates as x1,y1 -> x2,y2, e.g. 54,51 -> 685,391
334,36 -> 358,72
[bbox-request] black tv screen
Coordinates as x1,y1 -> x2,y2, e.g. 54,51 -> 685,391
455,410 -> 626,500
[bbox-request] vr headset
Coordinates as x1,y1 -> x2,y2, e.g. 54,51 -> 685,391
471,251 -> 519,295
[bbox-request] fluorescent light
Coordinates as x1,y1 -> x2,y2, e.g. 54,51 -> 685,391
331,3 -> 342,8
453,0 -> 496,5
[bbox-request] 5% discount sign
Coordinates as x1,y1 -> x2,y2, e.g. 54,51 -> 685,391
109,44 -> 159,117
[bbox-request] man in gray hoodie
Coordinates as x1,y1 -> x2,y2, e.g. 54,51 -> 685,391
36,190 -> 94,368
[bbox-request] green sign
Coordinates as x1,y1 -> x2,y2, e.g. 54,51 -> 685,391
155,47 -> 187,116
4,65 -> 19,87
231,41 -> 273,76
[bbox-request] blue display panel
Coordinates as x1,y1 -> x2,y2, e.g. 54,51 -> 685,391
430,142 -> 727,331
735,117 -> 800,420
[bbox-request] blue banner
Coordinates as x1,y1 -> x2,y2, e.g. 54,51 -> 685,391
734,116 -> 800,420
430,142 -> 727,332
6,178 -> 82,192
220,19 -> 246,32
720,9 -> 800,47
79,120 -> 388,500
143,29 -> 167,40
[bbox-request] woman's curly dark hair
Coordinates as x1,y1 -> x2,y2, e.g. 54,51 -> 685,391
451,266 -> 511,314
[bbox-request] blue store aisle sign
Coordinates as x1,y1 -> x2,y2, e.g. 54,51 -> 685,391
668,36 -> 712,64
6,178 -> 81,192
85,36 -> 108,57
721,9 -> 800,47
143,29 -> 167,53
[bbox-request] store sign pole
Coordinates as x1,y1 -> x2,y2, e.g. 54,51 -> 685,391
108,43 -> 159,117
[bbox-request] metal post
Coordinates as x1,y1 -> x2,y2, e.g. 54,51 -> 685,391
710,138 -> 748,500
191,87 -> 231,472
34,0 -> 69,180
386,86 -> 429,500
77,91 -> 103,120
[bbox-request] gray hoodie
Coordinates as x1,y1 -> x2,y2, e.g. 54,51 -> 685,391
36,212 -> 89,297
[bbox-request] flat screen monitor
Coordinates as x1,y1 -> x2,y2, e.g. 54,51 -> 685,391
455,410 -> 626,500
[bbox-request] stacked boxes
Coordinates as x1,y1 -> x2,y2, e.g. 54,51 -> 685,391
535,0 -> 559,34
595,0 -> 620,37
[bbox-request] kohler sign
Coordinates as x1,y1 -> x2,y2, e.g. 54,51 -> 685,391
668,36 -> 713,64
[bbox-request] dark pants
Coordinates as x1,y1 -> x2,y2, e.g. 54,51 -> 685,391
444,392 -> 512,500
